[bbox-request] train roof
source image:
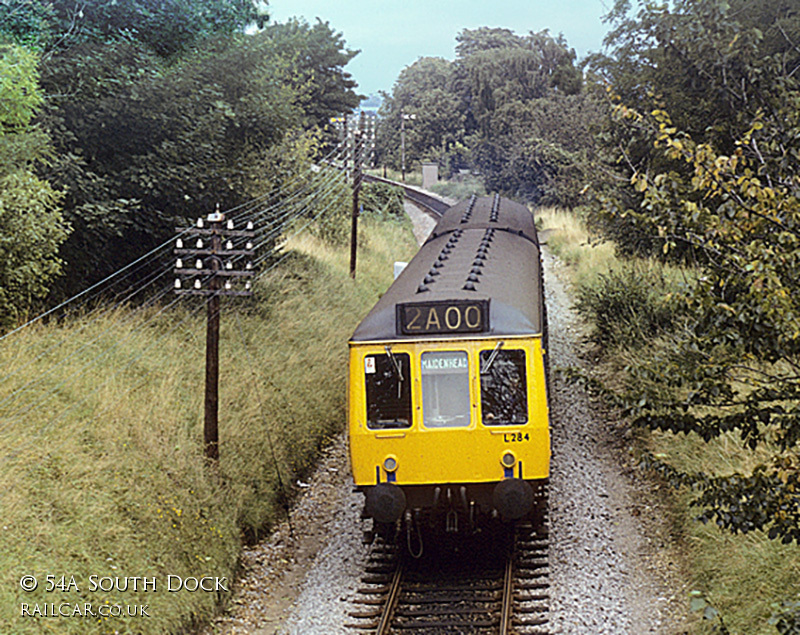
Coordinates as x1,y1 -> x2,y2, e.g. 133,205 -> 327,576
350,194 -> 543,342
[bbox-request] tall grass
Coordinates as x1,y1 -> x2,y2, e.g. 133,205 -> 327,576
536,207 -> 619,288
538,206 -> 800,634
0,215 -> 418,634
430,175 -> 486,200
365,166 -> 422,187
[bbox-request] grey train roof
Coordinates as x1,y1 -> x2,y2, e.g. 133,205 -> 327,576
351,194 -> 544,342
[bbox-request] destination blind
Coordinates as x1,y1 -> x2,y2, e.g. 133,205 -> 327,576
396,299 -> 489,336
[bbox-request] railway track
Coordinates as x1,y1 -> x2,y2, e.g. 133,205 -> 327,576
346,501 -> 550,635
362,173 -> 451,219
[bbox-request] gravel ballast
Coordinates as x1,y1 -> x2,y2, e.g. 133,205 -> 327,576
203,215 -> 689,635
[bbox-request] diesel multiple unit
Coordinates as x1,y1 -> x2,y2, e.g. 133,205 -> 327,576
348,194 -> 550,533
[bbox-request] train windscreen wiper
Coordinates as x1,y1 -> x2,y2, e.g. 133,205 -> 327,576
384,345 -> 404,398
481,341 -> 505,374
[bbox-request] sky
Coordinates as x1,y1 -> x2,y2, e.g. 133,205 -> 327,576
267,0 -> 613,97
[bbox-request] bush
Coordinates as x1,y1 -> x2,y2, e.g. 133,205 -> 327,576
361,181 -> 404,220
574,262 -> 682,350
0,216 -> 418,634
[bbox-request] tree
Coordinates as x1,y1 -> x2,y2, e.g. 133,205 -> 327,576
585,0 -> 800,257
46,0 -> 266,56
263,18 -> 361,130
589,0 -> 800,547
616,102 -> 800,545
375,57 -> 465,173
474,94 -> 602,206
453,27 -> 582,135
0,44 -> 68,330
374,28 -> 591,201
0,1 -> 56,49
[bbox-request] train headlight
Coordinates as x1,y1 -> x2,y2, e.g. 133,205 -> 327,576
501,451 -> 516,469
383,456 -> 398,472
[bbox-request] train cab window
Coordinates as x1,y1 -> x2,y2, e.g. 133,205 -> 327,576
365,352 -> 412,429
421,351 -> 471,428
480,349 -> 528,426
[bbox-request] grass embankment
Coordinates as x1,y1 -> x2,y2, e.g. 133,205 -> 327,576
537,207 -> 800,634
0,215 -> 418,634
365,166 -> 422,186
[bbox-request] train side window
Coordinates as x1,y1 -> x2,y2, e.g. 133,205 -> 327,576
365,353 -> 412,429
480,349 -> 528,426
421,351 -> 471,428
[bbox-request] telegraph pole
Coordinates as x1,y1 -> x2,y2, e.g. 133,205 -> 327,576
400,112 -> 416,183
350,111 -> 365,279
205,223 -> 221,460
174,210 -> 255,462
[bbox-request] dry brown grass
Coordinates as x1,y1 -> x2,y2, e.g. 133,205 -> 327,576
0,215 -> 418,634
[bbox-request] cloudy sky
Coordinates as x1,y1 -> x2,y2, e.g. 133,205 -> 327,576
267,0 -> 613,96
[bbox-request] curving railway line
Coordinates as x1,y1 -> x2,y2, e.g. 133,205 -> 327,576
362,173 -> 452,219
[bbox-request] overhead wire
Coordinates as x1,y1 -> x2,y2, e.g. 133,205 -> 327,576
0,284 -> 202,440
219,141 -> 346,219
0,227 -> 193,344
1,181 -> 352,462
0,142 -> 354,456
0,158 -> 348,384
1,289 -> 213,461
0,135 -> 349,347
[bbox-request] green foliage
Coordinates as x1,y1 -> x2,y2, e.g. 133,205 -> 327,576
263,18 -> 361,129
375,56 -> 465,174
0,217 -> 419,634
587,1 -> 800,553
0,42 -> 43,129
475,94 -> 600,206
301,176 -> 351,247
0,1 -> 56,49
374,27 -> 594,207
574,263 -> 682,349
690,590 -> 731,634
34,18 -> 360,299
360,181 -> 404,220
771,601 -> 800,634
453,28 -> 582,134
50,0 -> 266,56
544,205 -> 799,634
585,0 -> 800,260
430,174 -> 486,200
0,44 -> 68,330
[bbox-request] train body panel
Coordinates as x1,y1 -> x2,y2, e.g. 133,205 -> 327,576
348,336 -> 550,487
347,194 -> 550,529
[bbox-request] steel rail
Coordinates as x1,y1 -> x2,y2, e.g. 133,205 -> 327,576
376,561 -> 404,635
500,545 -> 515,635
362,173 -> 451,218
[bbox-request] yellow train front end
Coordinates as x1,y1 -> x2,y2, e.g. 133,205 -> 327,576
347,194 -> 550,533
349,334 -> 550,530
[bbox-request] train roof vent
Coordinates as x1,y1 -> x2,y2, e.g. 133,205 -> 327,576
459,194 -> 477,224
462,228 -> 495,290
489,193 -> 501,223
418,230 -> 467,292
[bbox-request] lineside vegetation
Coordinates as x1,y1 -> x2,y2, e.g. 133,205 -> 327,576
0,213 -> 418,634
538,207 -> 799,633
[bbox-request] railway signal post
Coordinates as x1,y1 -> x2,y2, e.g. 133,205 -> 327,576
173,211 -> 256,462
